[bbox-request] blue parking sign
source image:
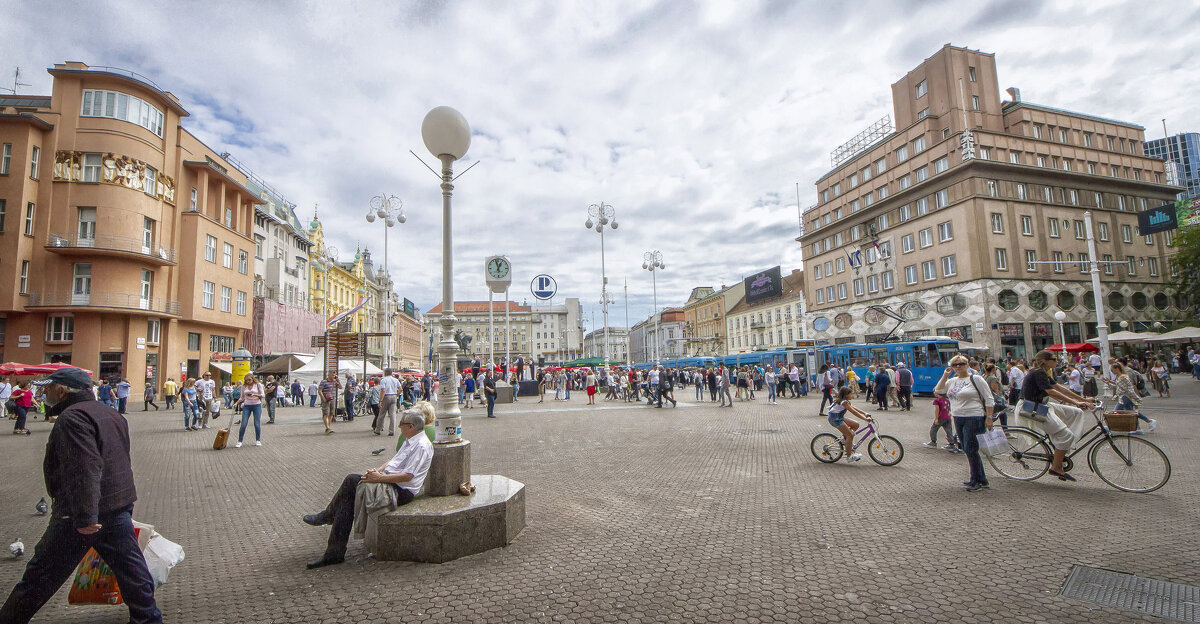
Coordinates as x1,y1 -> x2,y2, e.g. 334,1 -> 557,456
531,274 -> 557,300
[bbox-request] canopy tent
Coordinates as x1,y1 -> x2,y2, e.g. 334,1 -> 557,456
1046,342 -> 1099,353
254,353 -> 314,375
0,362 -> 94,376
1087,331 -> 1154,344
563,357 -> 607,367
290,349 -> 383,379
1143,327 -> 1200,343
208,361 -> 233,375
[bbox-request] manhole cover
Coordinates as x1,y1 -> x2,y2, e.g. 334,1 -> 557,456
1061,565 -> 1200,622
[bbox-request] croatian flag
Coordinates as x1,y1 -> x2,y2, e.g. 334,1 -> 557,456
845,248 -> 863,268
327,295 -> 370,327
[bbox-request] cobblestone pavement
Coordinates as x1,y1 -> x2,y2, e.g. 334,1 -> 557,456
0,380 -> 1196,623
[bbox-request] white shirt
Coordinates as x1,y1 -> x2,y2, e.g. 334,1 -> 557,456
789,366 -> 799,381
196,379 -> 215,400
0,383 -> 10,400
1008,366 -> 1025,390
1068,368 -> 1083,393
384,432 -> 435,494
648,369 -> 660,385
379,375 -> 401,396
275,383 -> 286,397
1088,354 -> 1102,367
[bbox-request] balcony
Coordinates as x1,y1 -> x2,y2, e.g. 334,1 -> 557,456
750,321 -> 766,330
26,291 -> 182,316
46,233 -> 177,265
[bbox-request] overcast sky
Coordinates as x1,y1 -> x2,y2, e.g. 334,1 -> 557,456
4,0 -> 1198,330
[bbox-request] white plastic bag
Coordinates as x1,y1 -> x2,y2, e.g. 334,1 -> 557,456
976,428 -> 1007,457
142,532 -> 185,587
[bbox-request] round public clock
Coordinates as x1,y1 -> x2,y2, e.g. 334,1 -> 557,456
487,257 -> 510,279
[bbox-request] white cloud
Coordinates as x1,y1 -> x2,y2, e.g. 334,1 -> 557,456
3,0 -> 1196,330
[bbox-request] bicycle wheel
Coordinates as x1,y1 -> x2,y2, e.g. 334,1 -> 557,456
810,433 -> 844,463
985,427 -> 1051,481
867,435 -> 904,466
1089,434 -> 1171,493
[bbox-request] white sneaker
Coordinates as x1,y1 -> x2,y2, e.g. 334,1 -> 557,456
255,441 -> 262,446
923,441 -> 938,448
234,441 -> 242,448
1147,419 -> 1157,432
846,453 -> 862,463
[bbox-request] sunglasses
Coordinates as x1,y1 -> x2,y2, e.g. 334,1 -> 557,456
951,363 -> 968,367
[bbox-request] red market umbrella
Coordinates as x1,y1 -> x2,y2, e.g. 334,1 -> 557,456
1047,343 -> 1099,353
39,362 -> 94,376
0,362 -> 40,376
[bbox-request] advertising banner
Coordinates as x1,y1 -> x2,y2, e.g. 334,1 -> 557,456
743,266 -> 783,305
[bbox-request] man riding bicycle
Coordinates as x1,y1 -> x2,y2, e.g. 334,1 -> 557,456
1019,349 -> 1097,482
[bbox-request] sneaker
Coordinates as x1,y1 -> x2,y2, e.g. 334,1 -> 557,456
1147,419 -> 1157,432
255,441 -> 262,446
923,441 -> 938,448
845,453 -> 862,463
234,442 -> 242,448
1130,429 -> 1145,435
940,444 -> 955,451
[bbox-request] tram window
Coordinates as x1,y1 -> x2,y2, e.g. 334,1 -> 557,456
850,349 -> 869,368
869,347 -> 888,364
912,347 -> 928,368
933,347 -> 955,366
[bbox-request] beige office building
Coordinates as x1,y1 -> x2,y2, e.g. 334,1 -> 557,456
800,45 -> 1183,360
0,62 -> 259,392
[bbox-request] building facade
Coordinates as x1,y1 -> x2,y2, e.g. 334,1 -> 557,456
393,309 -> 422,370
306,213 -> 368,331
725,269 -> 806,353
1143,132 -> 1200,199
582,326 -> 629,363
423,297 -> 581,367
0,62 -> 259,394
800,45 -> 1183,360
628,308 -> 684,364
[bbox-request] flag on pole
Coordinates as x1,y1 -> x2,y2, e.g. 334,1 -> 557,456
846,247 -> 863,268
327,295 -> 370,327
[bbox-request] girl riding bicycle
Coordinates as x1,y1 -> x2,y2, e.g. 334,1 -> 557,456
827,386 -> 872,463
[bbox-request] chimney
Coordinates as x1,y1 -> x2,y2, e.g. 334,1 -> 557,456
1006,87 -> 1021,103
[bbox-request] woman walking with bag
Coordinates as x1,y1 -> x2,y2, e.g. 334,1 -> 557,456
1150,359 -> 1171,398
934,355 -> 994,492
181,378 -> 199,431
10,381 -> 34,435
235,374 -> 265,448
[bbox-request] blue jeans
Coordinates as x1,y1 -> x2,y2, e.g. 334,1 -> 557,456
486,394 -> 496,417
309,394 -> 317,407
1116,396 -> 1151,423
954,416 -> 987,485
183,403 -> 197,428
239,403 -> 262,442
767,383 -> 777,402
458,387 -> 465,405
0,504 -> 161,623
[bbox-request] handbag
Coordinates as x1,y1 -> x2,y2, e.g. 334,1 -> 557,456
4,399 -> 15,412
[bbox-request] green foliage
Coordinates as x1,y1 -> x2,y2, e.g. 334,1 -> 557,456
1172,223 -> 1200,322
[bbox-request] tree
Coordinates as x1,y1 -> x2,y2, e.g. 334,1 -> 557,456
1171,201 -> 1200,323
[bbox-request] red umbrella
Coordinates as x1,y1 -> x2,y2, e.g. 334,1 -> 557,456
1047,343 -> 1099,353
0,362 -> 39,376
39,362 -> 95,376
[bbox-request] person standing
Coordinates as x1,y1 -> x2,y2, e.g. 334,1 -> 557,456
934,355 -> 994,492
264,375 -> 278,424
0,377 -> 11,421
367,379 -> 382,431
765,367 -> 778,405
308,380 -> 319,407
195,372 -> 217,429
788,364 -> 801,398
114,379 -> 131,414
484,371 -> 497,418
142,383 -> 158,411
343,374 -> 358,421
1007,361 -> 1025,407
222,382 -> 234,409
1150,359 -> 1171,398
376,369 -> 401,435
10,381 -> 34,435
162,377 -> 177,411
896,363 -> 914,411
1,368 -> 162,624
817,365 -> 834,415
291,379 -> 303,407
718,368 -> 733,408
235,374 -> 265,448
319,373 -> 341,434
181,378 -> 199,431
586,369 -> 597,405
873,363 -> 891,411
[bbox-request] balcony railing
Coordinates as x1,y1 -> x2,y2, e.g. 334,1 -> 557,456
27,291 -> 182,316
750,321 -> 766,330
47,233 -> 177,263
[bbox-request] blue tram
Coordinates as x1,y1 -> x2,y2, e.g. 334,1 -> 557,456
814,337 -> 960,395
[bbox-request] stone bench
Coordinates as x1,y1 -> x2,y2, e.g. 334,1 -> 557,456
369,475 -> 525,563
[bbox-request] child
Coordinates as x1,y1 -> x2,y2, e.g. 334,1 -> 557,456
925,392 -> 960,452
827,386 -> 871,463
462,375 -> 475,409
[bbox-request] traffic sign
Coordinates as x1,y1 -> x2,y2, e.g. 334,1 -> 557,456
531,274 -> 557,300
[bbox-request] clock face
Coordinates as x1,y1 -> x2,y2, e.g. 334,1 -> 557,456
487,257 -> 510,279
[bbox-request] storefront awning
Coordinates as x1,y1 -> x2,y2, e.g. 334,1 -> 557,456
208,361 -> 233,375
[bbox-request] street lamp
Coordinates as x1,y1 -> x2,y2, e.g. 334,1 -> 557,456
642,250 -> 665,363
365,193 -> 405,369
585,202 -> 618,370
1053,310 -> 1067,365
422,106 -> 470,445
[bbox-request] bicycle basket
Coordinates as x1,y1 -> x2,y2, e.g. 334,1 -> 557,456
1103,411 -> 1139,432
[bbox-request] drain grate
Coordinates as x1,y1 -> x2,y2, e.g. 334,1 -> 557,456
1061,565 -> 1200,622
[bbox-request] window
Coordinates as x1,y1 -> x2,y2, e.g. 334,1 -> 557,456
1058,128 -> 1068,143
875,158 -> 886,175
1106,136 -> 1115,151
222,243 -> 233,268
0,143 -> 10,174
852,278 -> 864,296
919,228 -> 933,248
941,255 -> 957,277
1165,229 -> 1175,246
237,290 -> 247,315
916,166 -> 928,182
833,183 -> 841,197
1074,220 -> 1085,239
1144,234 -> 1154,246
878,240 -> 892,259
1052,251 -> 1064,272
998,289 -> 1019,311
1102,254 -> 1114,275
821,189 -> 829,203
864,192 -> 874,207
861,166 -> 871,182
1117,196 -> 1125,211
987,180 -> 998,197
937,220 -> 953,242
814,264 -> 822,279
81,153 -> 101,182
833,208 -> 842,220
902,234 -> 914,253
19,260 -> 29,294
1025,250 -> 1037,272
922,260 -> 936,281
877,185 -> 889,200
220,286 -> 231,312
881,271 -> 894,290
943,127 -> 951,140
1048,218 -> 1060,238
815,289 -> 824,304
1126,256 -> 1136,277
979,147 -> 991,160
147,319 -> 161,344
1083,133 -> 1092,147
144,167 -> 157,197
238,250 -> 248,274
971,95 -> 980,110
1088,163 -> 1096,174
878,213 -> 889,230
1043,186 -> 1053,202
1062,160 -> 1072,172
835,257 -> 845,273
1010,151 -> 1021,164
850,199 -> 860,212
187,332 -> 201,350
24,202 -> 34,236
850,226 -> 861,241
824,261 -> 833,276
30,146 -> 39,179
1092,192 -> 1102,208
1068,189 -> 1078,205
80,89 -> 165,137
935,189 -> 948,208
916,197 -> 929,215
917,107 -> 929,120
202,281 -> 215,309
1121,224 -> 1132,243
190,187 -> 198,211
837,283 -> 847,300
896,145 -> 908,163
969,66 -> 977,82
913,136 -> 926,153
915,80 -> 927,99
849,173 -> 859,189
905,265 -> 917,285
1033,125 -> 1042,139
991,214 -> 1005,235
205,235 -> 217,262
1020,215 -> 1033,236
1078,252 -> 1089,274
210,335 -> 236,352
224,209 -> 233,228
867,275 -> 879,293
899,203 -> 911,220
834,232 -> 843,246
46,316 -> 74,342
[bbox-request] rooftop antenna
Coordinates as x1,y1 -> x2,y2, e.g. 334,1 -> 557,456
0,67 -> 32,95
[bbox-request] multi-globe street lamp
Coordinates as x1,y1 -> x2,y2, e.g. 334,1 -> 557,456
641,250 -> 665,364
585,202 -> 618,370
1053,310 -> 1068,365
364,193 -> 405,369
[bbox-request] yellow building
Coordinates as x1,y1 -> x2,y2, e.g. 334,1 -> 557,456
307,212 -> 367,331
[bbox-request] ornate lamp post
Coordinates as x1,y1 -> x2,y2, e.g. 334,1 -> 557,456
642,250 -> 665,363
365,194 -> 405,369
585,202 -> 618,370
1054,310 -> 1068,366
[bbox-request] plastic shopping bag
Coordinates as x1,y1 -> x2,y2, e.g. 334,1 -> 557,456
143,532 -> 185,587
68,548 -> 125,605
976,428 -> 1007,458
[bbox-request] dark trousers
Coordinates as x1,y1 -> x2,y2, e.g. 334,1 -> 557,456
118,397 -> 128,413
12,405 -> 27,431
321,475 -> 413,558
265,397 -> 277,422
0,504 -> 161,624
709,385 -> 717,401
875,386 -> 889,409
818,387 -> 834,413
898,386 -> 912,410
954,416 -> 987,485
165,395 -> 175,409
342,392 -> 355,420
486,394 -> 495,417
143,399 -> 158,410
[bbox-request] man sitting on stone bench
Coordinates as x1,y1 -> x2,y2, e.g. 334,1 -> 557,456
302,410 -> 433,568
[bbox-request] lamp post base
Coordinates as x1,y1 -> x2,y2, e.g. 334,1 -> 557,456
427,439 -> 471,497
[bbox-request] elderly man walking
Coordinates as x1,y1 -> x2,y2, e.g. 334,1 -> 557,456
375,369 -> 402,436
1,368 -> 161,624
302,410 -> 433,568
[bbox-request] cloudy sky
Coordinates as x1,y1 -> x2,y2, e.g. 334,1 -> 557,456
4,0 -> 1198,329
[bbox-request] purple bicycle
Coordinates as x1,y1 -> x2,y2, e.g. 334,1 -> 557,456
810,415 -> 904,466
